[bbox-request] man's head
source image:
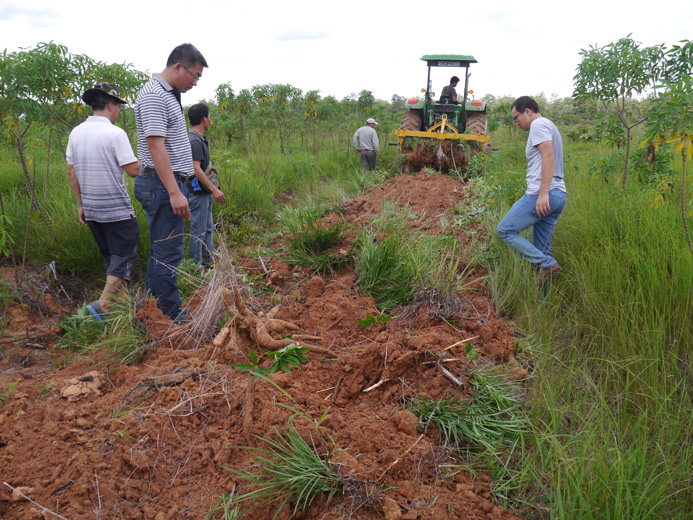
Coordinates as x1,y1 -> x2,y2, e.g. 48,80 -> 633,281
450,76 -> 460,86
188,103 -> 210,129
511,96 -> 541,131
366,117 -> 378,127
82,82 -> 127,123
164,43 -> 208,93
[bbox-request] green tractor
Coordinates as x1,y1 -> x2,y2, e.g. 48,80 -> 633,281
395,54 -> 490,172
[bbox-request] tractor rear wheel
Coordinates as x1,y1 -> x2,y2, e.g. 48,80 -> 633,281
466,113 -> 488,135
400,110 -> 423,131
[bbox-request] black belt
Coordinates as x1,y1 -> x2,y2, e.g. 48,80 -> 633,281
140,166 -> 192,182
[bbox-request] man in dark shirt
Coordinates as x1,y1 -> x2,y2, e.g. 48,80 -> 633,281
187,103 -> 226,266
440,76 -> 461,105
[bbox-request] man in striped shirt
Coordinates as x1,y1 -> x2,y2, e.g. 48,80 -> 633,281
134,43 -> 208,323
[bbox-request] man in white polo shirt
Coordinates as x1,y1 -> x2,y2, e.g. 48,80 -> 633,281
134,43 -> 208,323
66,82 -> 141,320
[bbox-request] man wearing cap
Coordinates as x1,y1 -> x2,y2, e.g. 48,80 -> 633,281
66,83 -> 141,320
134,43 -> 208,323
440,76 -> 462,105
352,118 -> 381,171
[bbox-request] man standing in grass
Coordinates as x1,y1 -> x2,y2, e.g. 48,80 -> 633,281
134,43 -> 207,324
66,82 -> 141,321
187,103 -> 226,267
352,118 -> 380,171
496,96 -> 566,283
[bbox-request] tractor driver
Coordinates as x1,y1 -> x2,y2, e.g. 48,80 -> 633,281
439,76 -> 461,105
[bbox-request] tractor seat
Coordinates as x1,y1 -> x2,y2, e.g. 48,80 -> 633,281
433,103 -> 457,113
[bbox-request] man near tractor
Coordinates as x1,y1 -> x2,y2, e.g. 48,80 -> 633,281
66,82 -> 141,321
496,96 -> 566,284
352,117 -> 380,171
134,43 -> 208,324
439,76 -> 462,104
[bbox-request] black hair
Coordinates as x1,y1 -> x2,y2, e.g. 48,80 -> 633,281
166,43 -> 208,68
450,76 -> 460,84
511,96 -> 540,114
89,92 -> 118,111
188,103 -> 210,126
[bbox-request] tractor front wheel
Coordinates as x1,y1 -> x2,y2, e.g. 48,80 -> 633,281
466,113 -> 488,135
400,110 -> 423,131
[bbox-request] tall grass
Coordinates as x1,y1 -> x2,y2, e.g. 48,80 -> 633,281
0,143 -> 386,286
482,128 -> 693,517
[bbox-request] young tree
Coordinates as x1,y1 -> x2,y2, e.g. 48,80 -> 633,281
643,41 -> 693,257
573,36 -> 664,187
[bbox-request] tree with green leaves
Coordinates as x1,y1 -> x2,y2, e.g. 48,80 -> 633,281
0,42 -> 147,265
573,36 -> 664,187
642,40 -> 693,256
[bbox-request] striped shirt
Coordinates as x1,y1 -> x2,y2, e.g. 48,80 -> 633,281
135,73 -> 194,177
66,116 -> 137,222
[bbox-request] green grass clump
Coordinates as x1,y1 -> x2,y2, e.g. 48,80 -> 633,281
57,295 -> 148,365
226,419 -> 342,519
276,206 -> 349,272
205,491 -> 241,520
176,258 -> 214,302
408,366 -> 527,453
354,209 -> 417,311
354,202 -> 465,313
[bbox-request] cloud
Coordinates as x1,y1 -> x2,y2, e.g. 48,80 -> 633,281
275,28 -> 331,42
0,4 -> 58,24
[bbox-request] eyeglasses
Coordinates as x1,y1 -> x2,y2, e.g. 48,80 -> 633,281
180,63 -> 201,82
513,110 -> 524,122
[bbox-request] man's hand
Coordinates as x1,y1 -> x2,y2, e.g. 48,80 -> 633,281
212,188 -> 227,204
377,152 -> 381,158
78,206 -> 87,226
170,191 -> 191,219
536,192 -> 550,217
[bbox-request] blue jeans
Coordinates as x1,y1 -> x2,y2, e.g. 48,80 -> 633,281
189,193 -> 214,265
496,189 -> 567,269
134,170 -> 188,320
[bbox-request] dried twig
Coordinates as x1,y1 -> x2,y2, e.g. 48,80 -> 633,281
3,482 -> 70,520
443,335 -> 479,351
437,364 -> 465,387
378,434 -> 424,480
363,378 -> 390,393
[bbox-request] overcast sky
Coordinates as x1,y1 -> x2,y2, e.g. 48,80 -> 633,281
2,0 -> 692,106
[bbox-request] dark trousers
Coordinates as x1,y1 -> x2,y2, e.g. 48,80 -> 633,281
359,150 -> 377,171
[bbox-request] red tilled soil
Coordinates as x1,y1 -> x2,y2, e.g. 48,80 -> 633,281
0,172 -> 526,520
401,142 -> 470,174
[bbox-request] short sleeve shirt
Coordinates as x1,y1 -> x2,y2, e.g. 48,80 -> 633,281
525,117 -> 566,195
66,116 -> 137,222
188,129 -> 210,171
135,73 -> 194,177
441,85 -> 457,99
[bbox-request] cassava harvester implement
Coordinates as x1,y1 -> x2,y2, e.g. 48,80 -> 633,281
394,54 -> 490,173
